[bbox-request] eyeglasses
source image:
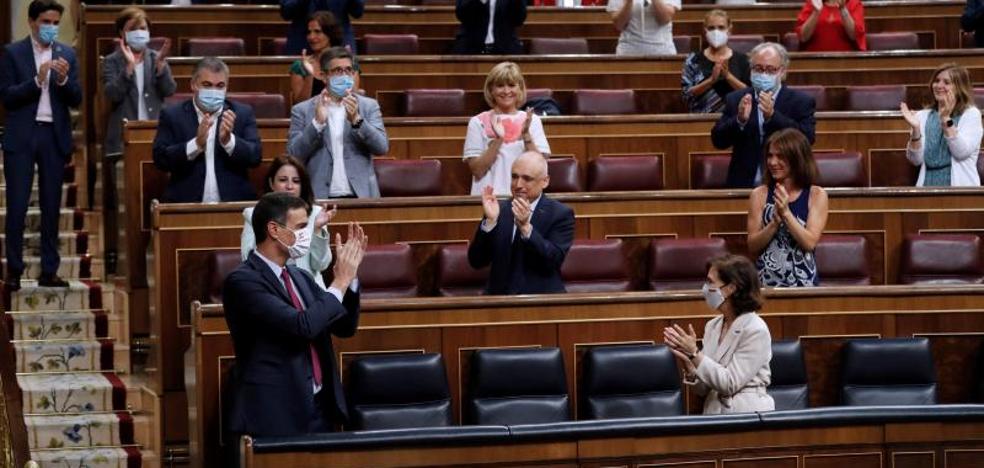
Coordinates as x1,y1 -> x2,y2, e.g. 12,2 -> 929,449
751,65 -> 782,75
327,66 -> 356,76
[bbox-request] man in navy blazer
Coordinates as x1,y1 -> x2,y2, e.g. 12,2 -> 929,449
452,0 -> 527,54
152,57 -> 261,203
711,42 -> 816,188
468,151 -> 575,295
223,192 -> 366,440
0,0 -> 82,290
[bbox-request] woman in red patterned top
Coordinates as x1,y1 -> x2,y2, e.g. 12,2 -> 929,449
794,0 -> 867,52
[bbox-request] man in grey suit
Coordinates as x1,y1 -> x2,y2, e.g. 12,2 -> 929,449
287,47 -> 389,199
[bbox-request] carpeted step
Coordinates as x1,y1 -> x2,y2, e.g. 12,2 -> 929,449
13,340 -> 115,373
5,310 -> 108,341
0,230 -> 95,257
24,412 -> 135,449
30,446 -> 146,468
0,183 -> 76,207
18,372 -> 128,415
0,208 -> 84,231
5,280 -> 102,311
2,254 -> 103,280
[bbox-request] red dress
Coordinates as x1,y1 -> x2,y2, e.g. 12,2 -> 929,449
794,0 -> 867,51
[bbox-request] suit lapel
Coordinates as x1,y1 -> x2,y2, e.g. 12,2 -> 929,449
711,313 -> 751,365
531,195 -> 553,235
247,253 -> 292,305
288,266 -> 317,309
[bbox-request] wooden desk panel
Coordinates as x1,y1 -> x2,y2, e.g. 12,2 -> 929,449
187,287 -> 984,467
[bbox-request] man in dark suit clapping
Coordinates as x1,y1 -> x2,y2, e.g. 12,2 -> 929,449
711,42 -> 817,189
152,57 -> 261,203
468,151 -> 575,295
223,192 -> 366,442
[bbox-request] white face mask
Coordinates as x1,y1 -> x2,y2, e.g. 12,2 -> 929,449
277,225 -> 311,260
701,282 -> 726,310
705,29 -> 729,48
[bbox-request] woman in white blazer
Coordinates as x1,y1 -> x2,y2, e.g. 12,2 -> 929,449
664,254 -> 775,414
900,63 -> 983,187
241,156 -> 336,290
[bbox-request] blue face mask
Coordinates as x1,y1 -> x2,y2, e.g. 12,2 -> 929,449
197,88 -> 226,113
328,75 -> 354,98
38,24 -> 59,45
125,30 -> 150,51
750,72 -> 778,94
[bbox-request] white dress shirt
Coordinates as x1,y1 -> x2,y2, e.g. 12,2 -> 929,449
32,36 -> 54,123
312,101 -> 354,197
134,61 -> 149,120
484,0 -> 498,45
481,194 -> 542,241
185,102 -> 237,203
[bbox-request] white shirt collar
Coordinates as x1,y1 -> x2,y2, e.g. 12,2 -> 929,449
30,34 -> 51,52
253,249 -> 286,279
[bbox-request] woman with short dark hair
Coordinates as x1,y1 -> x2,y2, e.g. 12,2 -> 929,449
747,127 -> 828,287
663,254 -> 774,414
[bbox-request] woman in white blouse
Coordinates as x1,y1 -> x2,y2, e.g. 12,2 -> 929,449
663,254 -> 775,414
241,156 -> 336,290
901,63 -> 983,187
463,62 -> 551,196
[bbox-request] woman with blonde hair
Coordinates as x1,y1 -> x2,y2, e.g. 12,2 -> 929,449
463,62 -> 551,195
901,62 -> 983,186
747,128 -> 828,287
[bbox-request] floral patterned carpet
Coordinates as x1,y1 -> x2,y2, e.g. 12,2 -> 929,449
2,164 -> 147,467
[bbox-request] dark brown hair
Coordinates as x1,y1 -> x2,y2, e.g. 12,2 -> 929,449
264,155 -> 314,207
29,0 -> 63,20
707,254 -> 763,314
762,128 -> 818,189
929,62 -> 974,116
308,11 -> 343,49
114,7 -> 150,36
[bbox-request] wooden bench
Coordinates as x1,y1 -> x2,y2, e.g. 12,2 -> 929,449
187,286 -> 984,467
120,112 -> 917,290
150,186 -> 984,444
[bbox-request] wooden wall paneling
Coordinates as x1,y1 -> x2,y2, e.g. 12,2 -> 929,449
802,452 -> 883,468
721,456 -> 799,468
798,335 -> 880,407
944,449 -> 984,468
914,333 -> 984,404
891,450 -> 936,468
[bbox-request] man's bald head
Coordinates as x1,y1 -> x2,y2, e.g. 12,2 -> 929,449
511,151 -> 550,202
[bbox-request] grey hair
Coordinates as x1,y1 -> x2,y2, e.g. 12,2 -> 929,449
192,56 -> 229,82
748,42 -> 790,70
517,151 -> 549,178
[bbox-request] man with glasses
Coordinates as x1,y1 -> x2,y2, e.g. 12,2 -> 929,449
288,47 -> 389,199
711,42 -> 816,188
468,151 -> 575,295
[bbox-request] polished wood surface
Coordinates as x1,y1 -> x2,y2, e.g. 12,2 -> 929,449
0,319 -> 31,468
242,421 -> 984,468
187,285 -> 984,467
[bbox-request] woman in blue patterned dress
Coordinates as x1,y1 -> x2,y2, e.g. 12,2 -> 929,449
746,128 -> 829,287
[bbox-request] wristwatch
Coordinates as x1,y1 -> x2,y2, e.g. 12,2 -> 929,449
351,117 -> 364,129
945,118 -> 955,128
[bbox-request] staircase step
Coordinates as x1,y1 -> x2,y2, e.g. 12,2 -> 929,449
30,446 -> 148,468
5,280 -> 102,311
0,208 -> 84,231
24,412 -> 135,449
2,255 -> 103,280
0,183 -> 76,208
14,340 -> 115,373
5,310 -> 108,341
0,230 -> 97,257
18,372 -> 129,415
